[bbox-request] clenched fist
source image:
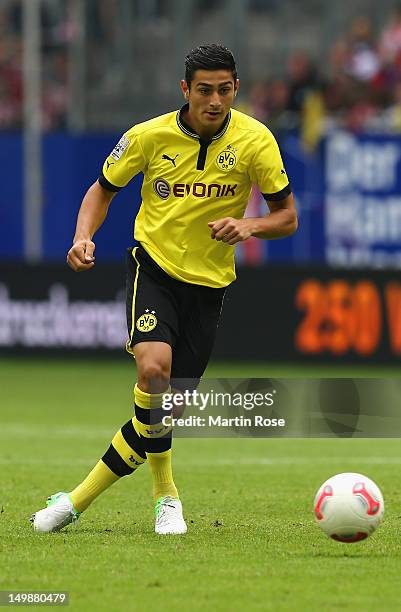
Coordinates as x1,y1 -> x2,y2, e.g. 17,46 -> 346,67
208,217 -> 252,245
67,239 -> 96,272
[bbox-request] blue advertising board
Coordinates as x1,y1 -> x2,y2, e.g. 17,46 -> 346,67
1,130 -> 401,266
324,131 -> 401,268
0,133 -> 142,262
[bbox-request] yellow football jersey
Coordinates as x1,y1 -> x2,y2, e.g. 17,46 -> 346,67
100,105 -> 291,288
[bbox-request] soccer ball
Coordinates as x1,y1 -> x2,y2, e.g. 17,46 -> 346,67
313,472 -> 384,543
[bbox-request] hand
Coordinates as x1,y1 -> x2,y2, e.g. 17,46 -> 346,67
208,217 -> 252,245
67,239 -> 96,272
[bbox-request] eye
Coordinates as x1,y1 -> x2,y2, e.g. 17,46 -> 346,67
220,88 -> 230,95
199,89 -> 210,95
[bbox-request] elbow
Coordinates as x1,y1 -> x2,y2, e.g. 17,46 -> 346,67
286,212 -> 298,236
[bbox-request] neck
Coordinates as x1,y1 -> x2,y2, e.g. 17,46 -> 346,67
184,107 -> 225,140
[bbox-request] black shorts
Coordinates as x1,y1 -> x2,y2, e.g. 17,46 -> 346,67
126,245 -> 226,385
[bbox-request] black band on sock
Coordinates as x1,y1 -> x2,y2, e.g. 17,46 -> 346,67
134,402 -> 173,454
143,434 -> 172,453
135,406 -> 168,426
102,444 -> 135,477
121,419 -> 147,459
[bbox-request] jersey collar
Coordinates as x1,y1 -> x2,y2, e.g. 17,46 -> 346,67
176,103 -> 231,141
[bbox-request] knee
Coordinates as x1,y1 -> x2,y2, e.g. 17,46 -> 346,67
137,360 -> 170,393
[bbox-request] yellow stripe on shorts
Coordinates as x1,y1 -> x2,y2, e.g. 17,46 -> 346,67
126,246 -> 140,355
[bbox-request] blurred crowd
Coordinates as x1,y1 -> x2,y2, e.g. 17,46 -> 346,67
0,0 -> 117,130
0,0 -> 69,130
244,8 -> 401,146
2,1 -> 401,140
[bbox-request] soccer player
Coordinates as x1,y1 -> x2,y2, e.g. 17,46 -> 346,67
31,44 -> 297,535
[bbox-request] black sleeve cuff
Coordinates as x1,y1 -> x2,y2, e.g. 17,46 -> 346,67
98,172 -> 122,192
262,183 -> 292,202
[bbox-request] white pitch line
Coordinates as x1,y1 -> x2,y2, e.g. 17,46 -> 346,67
2,425 -> 401,443
0,425 -> 115,438
210,457 -> 401,465
0,458 -> 99,466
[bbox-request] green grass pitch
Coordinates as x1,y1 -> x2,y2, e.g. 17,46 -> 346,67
1,359 -> 401,611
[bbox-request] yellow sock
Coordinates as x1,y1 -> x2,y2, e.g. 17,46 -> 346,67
69,460 -> 120,512
134,384 -> 178,501
69,415 -> 147,512
146,450 -> 178,500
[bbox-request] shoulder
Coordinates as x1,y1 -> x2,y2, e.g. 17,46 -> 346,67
125,110 -> 178,138
230,108 -> 276,141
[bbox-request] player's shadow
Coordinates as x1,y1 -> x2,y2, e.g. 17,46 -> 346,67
47,524 -> 150,537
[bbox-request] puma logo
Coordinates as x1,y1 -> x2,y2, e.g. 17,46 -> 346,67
162,153 -> 179,167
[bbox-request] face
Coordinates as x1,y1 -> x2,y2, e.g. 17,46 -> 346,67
180,69 -> 239,136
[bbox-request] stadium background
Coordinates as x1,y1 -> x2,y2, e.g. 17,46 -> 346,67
1,0 -> 401,364
1,3 -> 401,610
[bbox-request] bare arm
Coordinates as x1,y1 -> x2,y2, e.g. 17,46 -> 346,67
67,180 -> 116,272
247,193 -> 298,239
208,193 -> 298,244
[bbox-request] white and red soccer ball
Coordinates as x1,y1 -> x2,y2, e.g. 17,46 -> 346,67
314,473 -> 384,542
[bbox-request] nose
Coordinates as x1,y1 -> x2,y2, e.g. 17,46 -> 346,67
209,91 -> 221,108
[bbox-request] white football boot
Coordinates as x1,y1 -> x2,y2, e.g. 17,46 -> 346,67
154,496 -> 187,535
30,492 -> 81,533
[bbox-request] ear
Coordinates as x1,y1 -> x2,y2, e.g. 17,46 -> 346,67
180,79 -> 190,100
234,78 -> 240,97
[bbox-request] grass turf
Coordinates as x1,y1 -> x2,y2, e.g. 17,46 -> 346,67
1,359 -> 401,611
